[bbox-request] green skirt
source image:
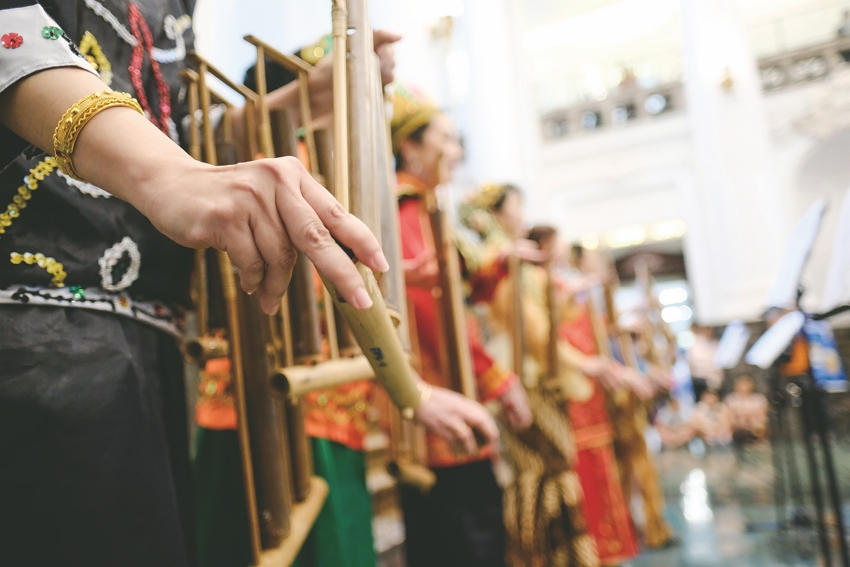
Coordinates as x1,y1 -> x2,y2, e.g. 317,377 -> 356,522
194,430 -> 376,567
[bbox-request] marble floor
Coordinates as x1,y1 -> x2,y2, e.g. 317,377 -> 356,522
629,437 -> 850,567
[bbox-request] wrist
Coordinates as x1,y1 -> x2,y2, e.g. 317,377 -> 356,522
136,154 -> 213,218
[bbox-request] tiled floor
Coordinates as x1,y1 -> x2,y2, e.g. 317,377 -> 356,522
630,438 -> 850,567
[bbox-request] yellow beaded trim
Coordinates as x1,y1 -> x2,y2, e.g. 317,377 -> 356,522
10,252 -> 67,287
79,32 -> 113,86
53,90 -> 143,181
0,157 -> 57,238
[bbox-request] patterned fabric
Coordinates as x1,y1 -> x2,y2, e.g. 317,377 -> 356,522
397,171 -> 515,468
607,389 -> 673,548
0,0 -> 196,313
303,380 -> 372,451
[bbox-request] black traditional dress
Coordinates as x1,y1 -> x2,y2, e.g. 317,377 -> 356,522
0,1 -> 197,565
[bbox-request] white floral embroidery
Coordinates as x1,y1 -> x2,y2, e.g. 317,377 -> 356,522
98,237 -> 141,292
82,0 -> 191,63
57,171 -> 112,198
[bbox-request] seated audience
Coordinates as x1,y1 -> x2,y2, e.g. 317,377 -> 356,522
656,396 -> 694,449
690,389 -> 733,446
724,376 -> 769,445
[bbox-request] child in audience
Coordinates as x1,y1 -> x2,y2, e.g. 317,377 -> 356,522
725,376 -> 769,445
690,389 -> 733,446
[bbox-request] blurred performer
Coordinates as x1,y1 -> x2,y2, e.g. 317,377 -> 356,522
460,186 -> 599,567
527,226 -> 639,567
570,245 -> 675,550
391,85 -> 532,567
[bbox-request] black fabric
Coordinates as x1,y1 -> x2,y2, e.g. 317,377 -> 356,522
692,376 -> 709,401
0,305 -> 195,566
400,460 -> 507,567
0,0 -> 196,306
243,54 -> 299,93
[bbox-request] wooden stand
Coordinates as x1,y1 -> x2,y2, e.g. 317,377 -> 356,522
258,476 -> 330,567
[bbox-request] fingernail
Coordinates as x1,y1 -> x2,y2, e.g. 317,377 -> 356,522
353,286 -> 373,310
371,250 -> 390,273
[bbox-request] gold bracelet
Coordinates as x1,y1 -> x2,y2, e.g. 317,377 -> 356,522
52,90 -> 143,181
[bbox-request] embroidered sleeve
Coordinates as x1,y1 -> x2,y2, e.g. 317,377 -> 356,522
0,1 -> 97,171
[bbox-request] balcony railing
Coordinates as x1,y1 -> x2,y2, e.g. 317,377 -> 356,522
758,35 -> 850,91
539,82 -> 685,142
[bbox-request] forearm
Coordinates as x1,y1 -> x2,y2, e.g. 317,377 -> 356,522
0,67 -> 200,212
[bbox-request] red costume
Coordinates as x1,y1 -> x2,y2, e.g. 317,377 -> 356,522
396,172 -> 514,467
561,300 -> 639,565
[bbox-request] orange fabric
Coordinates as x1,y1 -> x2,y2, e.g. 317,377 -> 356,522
568,384 -> 639,565
780,335 -> 810,376
303,381 -> 372,451
397,172 -> 514,468
300,263 -> 373,451
195,357 -> 238,430
560,300 -> 599,357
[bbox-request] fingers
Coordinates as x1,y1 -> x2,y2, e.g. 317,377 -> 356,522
462,399 -> 500,448
223,230 -> 266,295
451,420 -> 477,455
373,29 -> 402,48
249,212 -> 296,315
295,167 -> 388,273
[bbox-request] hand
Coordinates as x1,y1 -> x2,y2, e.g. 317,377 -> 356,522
514,239 -> 548,263
403,250 -> 438,288
415,386 -> 500,455
615,365 -> 655,400
142,156 -> 389,315
373,30 -> 402,86
498,378 -> 533,431
580,355 -> 612,379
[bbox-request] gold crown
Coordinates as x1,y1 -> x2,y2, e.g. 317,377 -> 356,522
390,83 -> 439,154
472,182 -> 509,210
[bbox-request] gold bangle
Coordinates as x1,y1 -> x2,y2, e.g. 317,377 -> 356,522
401,382 -> 434,420
52,90 -> 143,181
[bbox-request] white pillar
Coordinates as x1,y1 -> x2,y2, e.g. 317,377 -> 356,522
679,0 -> 786,324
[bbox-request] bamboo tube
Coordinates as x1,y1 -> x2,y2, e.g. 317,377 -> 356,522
238,283 -> 294,549
347,0 -> 379,236
313,130 -> 340,360
218,252 -> 263,564
545,260 -> 559,379
271,356 -> 376,398
286,400 -> 312,503
425,189 -> 476,399
320,264 -> 422,417
331,0 -> 349,210
184,336 -> 229,363
508,253 -> 524,378
386,459 -> 436,493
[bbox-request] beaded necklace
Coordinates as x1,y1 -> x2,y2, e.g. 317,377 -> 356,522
128,3 -> 172,136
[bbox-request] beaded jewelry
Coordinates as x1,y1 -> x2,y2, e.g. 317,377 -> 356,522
127,3 -> 172,136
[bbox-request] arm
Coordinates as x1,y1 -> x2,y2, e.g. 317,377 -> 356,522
0,65 -> 387,314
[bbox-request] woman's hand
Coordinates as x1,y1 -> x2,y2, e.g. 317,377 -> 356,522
141,156 -> 389,314
415,386 -> 500,455
498,378 -> 533,431
403,250 -> 438,289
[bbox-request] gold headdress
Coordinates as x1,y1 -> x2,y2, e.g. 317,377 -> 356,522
390,83 -> 439,154
458,182 -> 510,239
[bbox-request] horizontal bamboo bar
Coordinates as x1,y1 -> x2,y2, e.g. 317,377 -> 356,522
271,356 -> 375,399
257,476 -> 329,567
386,459 -> 436,493
243,35 -> 314,75
184,336 -> 229,363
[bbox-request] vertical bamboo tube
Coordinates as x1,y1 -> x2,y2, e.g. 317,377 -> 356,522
195,59 -> 263,564
508,253 -> 524,378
